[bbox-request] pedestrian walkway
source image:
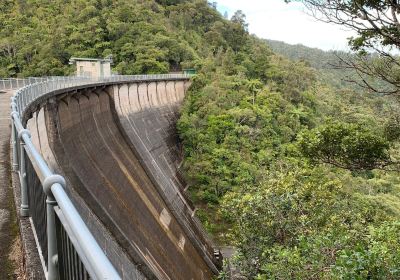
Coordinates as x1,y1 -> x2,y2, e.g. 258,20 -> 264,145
0,89 -> 21,279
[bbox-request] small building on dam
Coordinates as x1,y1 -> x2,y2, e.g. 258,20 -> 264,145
69,56 -> 113,78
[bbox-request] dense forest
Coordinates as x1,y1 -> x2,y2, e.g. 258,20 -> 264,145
266,39 -> 392,93
179,34 -> 400,279
2,0 -> 400,279
0,0 -> 249,76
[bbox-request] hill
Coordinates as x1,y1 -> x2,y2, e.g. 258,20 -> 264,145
265,39 -> 342,69
266,39 -> 394,93
266,39 -> 367,91
0,0 -> 238,76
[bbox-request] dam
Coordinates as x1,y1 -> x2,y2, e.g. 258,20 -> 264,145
2,75 -> 221,279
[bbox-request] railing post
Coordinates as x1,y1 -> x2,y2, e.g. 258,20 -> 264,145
43,176 -> 64,280
47,195 -> 59,280
11,119 -> 18,171
10,98 -> 19,171
18,129 -> 30,217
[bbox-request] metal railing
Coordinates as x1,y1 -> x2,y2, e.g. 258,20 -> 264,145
0,77 -> 56,91
1,74 -> 191,92
9,74 -> 191,280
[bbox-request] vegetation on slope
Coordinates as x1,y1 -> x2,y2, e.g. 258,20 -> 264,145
178,41 -> 400,278
175,6 -> 400,280
0,0 -> 221,76
266,39 -> 392,93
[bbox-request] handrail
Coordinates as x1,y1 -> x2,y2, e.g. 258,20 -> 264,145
10,74 -> 191,116
1,74 -> 191,91
10,74 -> 191,280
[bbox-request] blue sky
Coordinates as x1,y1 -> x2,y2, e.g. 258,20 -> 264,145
216,0 -> 355,51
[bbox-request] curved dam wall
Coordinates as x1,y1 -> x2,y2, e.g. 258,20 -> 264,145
24,79 -> 218,279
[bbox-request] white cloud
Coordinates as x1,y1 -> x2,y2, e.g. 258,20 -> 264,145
217,0 -> 355,51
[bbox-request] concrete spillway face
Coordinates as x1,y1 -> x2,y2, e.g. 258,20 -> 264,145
23,79 -> 219,279
32,80 -> 217,280
24,99 -> 149,279
113,81 -> 218,263
25,109 -> 51,167
115,81 -> 188,197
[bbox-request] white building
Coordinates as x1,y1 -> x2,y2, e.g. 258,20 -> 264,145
69,57 -> 113,78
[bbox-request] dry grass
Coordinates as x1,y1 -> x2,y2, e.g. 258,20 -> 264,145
8,236 -> 25,280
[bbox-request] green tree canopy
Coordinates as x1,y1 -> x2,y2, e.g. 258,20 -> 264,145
297,121 -> 394,171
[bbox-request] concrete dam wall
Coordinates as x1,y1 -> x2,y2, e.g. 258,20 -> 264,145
24,80 -> 219,279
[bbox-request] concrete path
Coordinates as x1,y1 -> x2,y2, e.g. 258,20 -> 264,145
0,89 -> 21,279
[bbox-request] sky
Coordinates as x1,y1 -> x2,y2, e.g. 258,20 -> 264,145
216,0 -> 356,51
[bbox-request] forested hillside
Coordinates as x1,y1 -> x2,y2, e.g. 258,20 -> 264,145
0,0 -> 239,76
2,0 -> 400,279
179,41 -> 400,278
266,39 -> 340,68
266,39 -> 391,92
267,40 -> 355,91
175,6 -> 400,279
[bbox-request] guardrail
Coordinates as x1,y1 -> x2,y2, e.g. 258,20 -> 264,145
1,77 -> 56,91
9,74 -> 191,280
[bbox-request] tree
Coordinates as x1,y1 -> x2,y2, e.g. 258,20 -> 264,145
297,120 -> 395,171
246,79 -> 263,105
231,10 -> 248,31
286,0 -> 400,95
221,168 -> 395,279
226,10 -> 249,52
385,114 -> 400,141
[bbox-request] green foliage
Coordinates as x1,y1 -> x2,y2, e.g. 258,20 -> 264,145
178,60 -> 315,203
332,222 -> 400,279
384,115 -> 400,141
221,168 -> 395,279
298,121 -> 392,171
266,39 -> 394,94
175,11 -> 400,278
0,0 -> 248,77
